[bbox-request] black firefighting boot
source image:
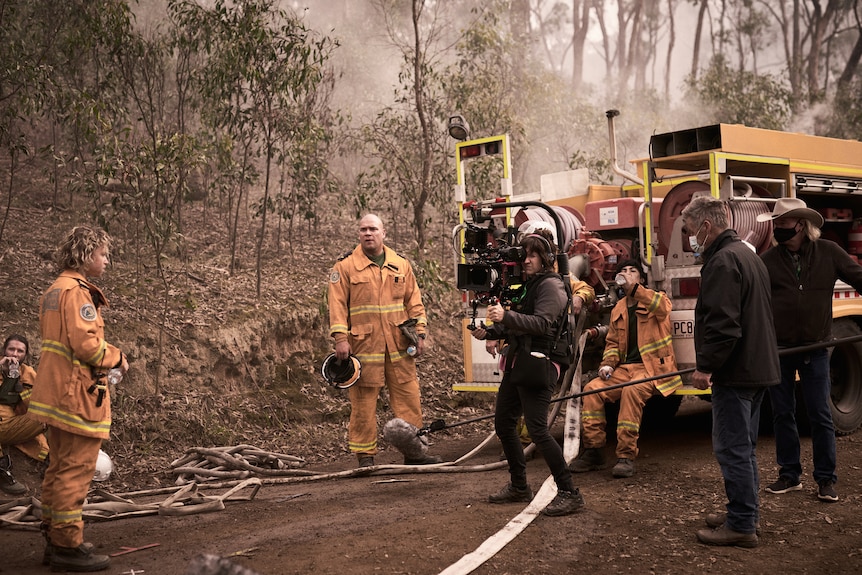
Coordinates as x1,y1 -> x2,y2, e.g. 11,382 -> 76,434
49,544 -> 110,572
0,453 -> 26,495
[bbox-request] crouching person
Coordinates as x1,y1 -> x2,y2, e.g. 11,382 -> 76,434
570,259 -> 682,478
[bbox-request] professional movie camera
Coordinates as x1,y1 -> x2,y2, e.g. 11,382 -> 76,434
456,222 -> 527,307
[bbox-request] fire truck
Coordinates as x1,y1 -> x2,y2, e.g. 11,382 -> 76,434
451,110 -> 862,436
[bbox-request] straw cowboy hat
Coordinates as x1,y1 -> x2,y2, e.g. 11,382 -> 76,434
756,197 -> 824,228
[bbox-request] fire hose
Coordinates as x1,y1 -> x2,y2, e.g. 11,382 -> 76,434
418,331 -> 862,437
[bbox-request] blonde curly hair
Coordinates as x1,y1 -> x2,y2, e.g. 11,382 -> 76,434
56,225 -> 112,274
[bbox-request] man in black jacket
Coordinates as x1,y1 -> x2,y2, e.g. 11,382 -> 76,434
681,196 -> 780,548
757,197 -> 862,503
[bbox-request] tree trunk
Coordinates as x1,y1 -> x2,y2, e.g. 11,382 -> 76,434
690,0 -> 708,80
664,0 -> 675,97
570,0 -> 591,90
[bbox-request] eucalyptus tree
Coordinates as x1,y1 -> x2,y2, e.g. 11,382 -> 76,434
0,0 -> 52,244
357,0 -> 454,255
170,0 -> 337,296
686,55 -> 793,130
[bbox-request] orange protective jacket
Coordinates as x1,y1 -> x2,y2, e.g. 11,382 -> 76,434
30,271 -> 122,439
328,245 -> 427,385
0,363 -> 36,418
601,284 -> 682,396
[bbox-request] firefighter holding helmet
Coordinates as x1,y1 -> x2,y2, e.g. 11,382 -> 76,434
327,214 -> 440,468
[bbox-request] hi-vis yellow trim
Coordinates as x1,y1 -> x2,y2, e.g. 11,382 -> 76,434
349,304 -> 410,316
603,349 -> 621,362
656,375 -> 684,394
42,339 -> 88,366
349,439 -> 377,452
645,292 -> 662,314
618,420 -> 640,433
28,402 -> 111,435
50,508 -> 83,524
329,323 -> 348,334
355,351 -> 410,364
41,340 -> 73,361
85,340 -> 107,366
581,409 -> 606,421
639,334 -> 674,356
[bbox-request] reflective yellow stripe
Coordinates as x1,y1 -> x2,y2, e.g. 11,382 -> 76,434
42,340 -> 73,361
42,340 -> 92,367
656,375 -> 684,394
350,304 -> 407,316
349,440 -> 377,452
646,292 -> 662,313
639,334 -> 674,356
85,340 -> 107,365
581,409 -> 606,421
618,420 -> 640,432
28,402 -> 110,435
603,349 -> 621,361
51,508 -> 83,524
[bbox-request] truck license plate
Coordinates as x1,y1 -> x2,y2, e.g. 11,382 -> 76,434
672,319 -> 695,339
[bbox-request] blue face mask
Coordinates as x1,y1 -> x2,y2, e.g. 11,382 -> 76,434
688,223 -> 706,257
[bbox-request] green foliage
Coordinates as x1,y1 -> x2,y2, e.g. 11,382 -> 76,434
685,56 -> 794,130
824,81 -> 862,141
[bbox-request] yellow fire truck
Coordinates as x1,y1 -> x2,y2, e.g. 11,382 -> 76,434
452,111 -> 862,435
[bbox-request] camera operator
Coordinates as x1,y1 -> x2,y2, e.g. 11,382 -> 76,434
471,229 -> 585,517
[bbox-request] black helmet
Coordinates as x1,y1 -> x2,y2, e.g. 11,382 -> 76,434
321,353 -> 362,389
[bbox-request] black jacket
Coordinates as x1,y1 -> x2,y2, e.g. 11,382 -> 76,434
761,238 -> 862,347
694,229 -> 780,387
485,271 -> 567,365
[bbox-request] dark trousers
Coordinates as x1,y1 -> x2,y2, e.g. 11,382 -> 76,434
769,349 -> 837,485
494,373 -> 574,493
711,384 -> 764,534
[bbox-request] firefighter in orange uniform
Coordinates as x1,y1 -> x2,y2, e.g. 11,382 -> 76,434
0,334 -> 49,494
328,214 -> 440,468
570,259 -> 682,479
30,225 -> 128,572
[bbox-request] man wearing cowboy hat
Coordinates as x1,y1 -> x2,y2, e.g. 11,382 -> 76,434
757,197 -> 862,503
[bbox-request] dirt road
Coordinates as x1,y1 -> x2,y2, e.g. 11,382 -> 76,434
2,399 -> 861,575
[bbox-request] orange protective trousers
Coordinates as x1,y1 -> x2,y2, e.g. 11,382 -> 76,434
581,363 -> 656,460
347,353 -> 422,457
0,410 -> 49,461
40,427 -> 101,548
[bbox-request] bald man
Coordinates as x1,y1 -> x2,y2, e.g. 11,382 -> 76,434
328,214 -> 440,467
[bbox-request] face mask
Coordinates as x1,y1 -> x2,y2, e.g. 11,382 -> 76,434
773,226 -> 799,244
689,223 -> 706,256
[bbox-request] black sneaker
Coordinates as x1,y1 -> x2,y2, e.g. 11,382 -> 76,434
817,480 -> 838,502
49,544 -> 110,572
488,483 -> 533,504
765,476 -> 802,494
0,468 -> 26,495
542,489 -> 585,517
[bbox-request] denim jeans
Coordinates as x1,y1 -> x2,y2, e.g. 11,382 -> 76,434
768,349 -> 837,485
711,384 -> 765,534
495,372 -> 575,493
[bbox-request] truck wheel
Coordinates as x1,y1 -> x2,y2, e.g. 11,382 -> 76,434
830,319 -> 862,436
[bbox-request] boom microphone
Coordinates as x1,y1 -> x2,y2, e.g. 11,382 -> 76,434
382,418 -> 429,460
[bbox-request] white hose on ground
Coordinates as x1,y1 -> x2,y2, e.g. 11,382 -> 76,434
436,327 -> 588,575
